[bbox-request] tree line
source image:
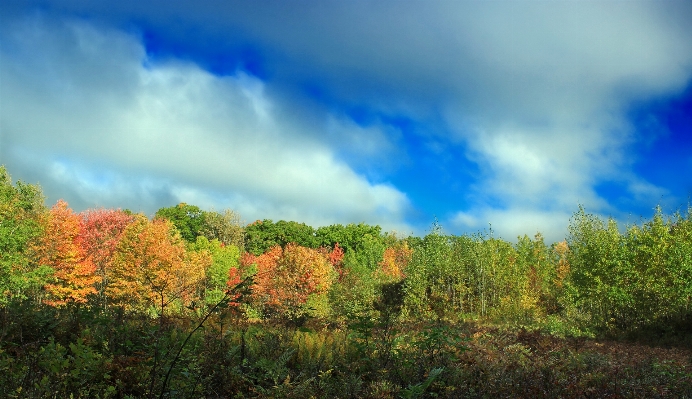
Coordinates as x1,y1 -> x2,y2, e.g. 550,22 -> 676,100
4,165 -> 692,397
3,163 -> 692,335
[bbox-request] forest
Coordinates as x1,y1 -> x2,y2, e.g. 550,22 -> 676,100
1,164 -> 691,398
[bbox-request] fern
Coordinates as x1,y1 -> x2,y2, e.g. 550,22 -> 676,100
399,367 -> 443,399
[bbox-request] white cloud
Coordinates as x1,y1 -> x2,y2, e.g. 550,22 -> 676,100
2,1 -> 692,240
435,2 -> 692,239
179,0 -> 691,238
451,207 -> 575,244
0,15 -> 412,232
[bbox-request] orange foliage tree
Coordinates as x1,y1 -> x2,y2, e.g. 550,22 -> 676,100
326,242 -> 344,268
241,244 -> 335,320
78,208 -> 135,303
32,200 -> 99,306
240,245 -> 281,317
106,215 -> 208,315
377,242 -> 413,281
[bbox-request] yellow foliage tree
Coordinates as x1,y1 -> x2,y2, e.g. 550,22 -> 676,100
106,215 -> 208,315
377,242 -> 413,282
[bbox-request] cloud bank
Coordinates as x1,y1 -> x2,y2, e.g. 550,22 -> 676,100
0,16 -> 412,232
2,1 -> 692,242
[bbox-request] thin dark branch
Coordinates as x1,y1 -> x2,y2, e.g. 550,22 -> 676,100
158,276 -> 252,399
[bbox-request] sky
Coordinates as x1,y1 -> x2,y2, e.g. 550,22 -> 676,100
1,0 -> 692,243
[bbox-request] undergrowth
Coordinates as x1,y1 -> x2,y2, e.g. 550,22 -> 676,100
1,302 -> 691,398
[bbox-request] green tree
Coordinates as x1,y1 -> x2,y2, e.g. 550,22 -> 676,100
0,166 -> 51,304
508,233 -> 554,322
566,207 -> 630,333
623,206 -> 692,331
155,203 -> 206,243
328,243 -> 379,321
404,230 -> 453,319
315,223 -> 384,254
404,226 -> 520,321
189,236 -> 241,305
244,219 -> 318,255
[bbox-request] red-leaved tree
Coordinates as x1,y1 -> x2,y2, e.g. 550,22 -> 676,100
78,208 -> 135,304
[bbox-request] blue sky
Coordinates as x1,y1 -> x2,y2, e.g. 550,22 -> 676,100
1,0 -> 691,243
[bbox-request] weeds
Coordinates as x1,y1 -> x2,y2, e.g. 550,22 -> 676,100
2,303 -> 692,398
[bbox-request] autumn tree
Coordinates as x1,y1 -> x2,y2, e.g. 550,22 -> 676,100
243,244 -> 335,321
320,242 -> 345,282
546,240 -> 570,315
106,215 -> 208,315
31,200 -> 100,306
240,246 -> 281,319
226,262 -> 244,308
377,242 -> 413,282
78,208 -> 135,305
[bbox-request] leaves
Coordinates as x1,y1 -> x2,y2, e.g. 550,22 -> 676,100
201,209 -> 245,250
32,200 -> 99,306
78,208 -> 135,300
378,242 -> 412,281
106,215 -> 207,314
0,166 -> 48,303
245,220 -> 318,255
155,203 -> 206,243
243,244 -> 335,320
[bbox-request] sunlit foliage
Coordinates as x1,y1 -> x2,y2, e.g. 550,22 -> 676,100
31,200 -> 100,306
0,166 -> 49,304
188,235 -> 241,305
4,165 -> 692,397
106,215 -> 207,315
78,208 -> 135,304
378,242 -> 413,281
201,208 -> 245,250
155,203 -> 206,243
242,244 -> 335,320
